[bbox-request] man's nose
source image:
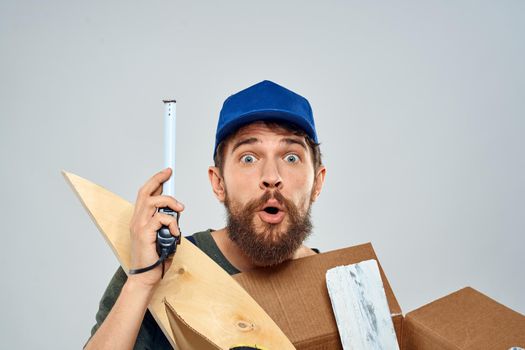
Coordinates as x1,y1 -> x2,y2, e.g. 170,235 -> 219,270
260,160 -> 283,190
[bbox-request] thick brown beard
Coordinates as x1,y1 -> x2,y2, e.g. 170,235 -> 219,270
225,190 -> 313,267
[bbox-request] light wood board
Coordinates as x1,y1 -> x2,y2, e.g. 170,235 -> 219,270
326,259 -> 399,350
63,171 -> 295,350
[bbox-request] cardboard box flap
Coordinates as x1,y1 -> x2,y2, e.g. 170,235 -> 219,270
403,287 -> 525,350
233,243 -> 402,349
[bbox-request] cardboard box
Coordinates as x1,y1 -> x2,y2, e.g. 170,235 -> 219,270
233,243 -> 525,350
233,243 -> 403,349
402,287 -> 525,350
67,172 -> 524,349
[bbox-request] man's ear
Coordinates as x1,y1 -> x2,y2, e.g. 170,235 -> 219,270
208,166 -> 226,202
311,166 -> 327,202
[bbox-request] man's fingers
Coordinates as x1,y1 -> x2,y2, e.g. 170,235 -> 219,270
167,219 -> 181,238
147,212 -> 181,237
133,168 -> 172,219
133,196 -> 184,228
149,195 -> 185,212
137,168 -> 172,199
152,186 -> 162,196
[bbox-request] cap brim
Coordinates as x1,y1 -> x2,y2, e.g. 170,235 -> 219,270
215,109 -> 317,152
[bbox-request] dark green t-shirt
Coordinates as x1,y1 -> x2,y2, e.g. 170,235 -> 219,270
88,229 -> 239,349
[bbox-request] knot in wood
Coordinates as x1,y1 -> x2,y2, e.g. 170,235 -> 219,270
236,320 -> 254,332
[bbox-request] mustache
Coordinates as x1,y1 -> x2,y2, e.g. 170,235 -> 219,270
244,190 -> 295,215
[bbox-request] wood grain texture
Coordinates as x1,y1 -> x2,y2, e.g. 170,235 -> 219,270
63,171 -> 295,350
326,259 -> 399,350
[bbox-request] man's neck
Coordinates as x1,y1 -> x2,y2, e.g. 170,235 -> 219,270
210,228 -> 317,272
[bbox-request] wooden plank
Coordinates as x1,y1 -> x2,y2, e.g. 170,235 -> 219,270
63,171 -> 295,350
326,259 -> 399,350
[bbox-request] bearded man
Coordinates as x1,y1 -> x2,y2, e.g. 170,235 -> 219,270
85,80 -> 327,350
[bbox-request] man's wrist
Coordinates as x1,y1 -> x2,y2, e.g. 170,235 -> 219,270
124,276 -> 157,300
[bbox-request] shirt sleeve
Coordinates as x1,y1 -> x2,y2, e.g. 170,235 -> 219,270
85,266 -> 171,349
93,267 -> 128,332
84,266 -> 128,347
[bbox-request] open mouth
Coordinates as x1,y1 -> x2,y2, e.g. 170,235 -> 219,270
263,206 -> 280,215
259,203 -> 286,224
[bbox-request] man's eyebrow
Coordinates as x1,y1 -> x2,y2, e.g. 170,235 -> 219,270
231,137 -> 259,154
281,137 -> 307,150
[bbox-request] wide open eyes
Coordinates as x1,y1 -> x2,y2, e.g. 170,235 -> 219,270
284,153 -> 300,164
239,153 -> 300,164
240,154 -> 258,164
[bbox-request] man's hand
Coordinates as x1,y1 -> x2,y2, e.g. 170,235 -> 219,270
85,169 -> 184,350
128,168 -> 185,288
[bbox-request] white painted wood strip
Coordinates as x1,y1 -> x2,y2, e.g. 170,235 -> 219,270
326,259 -> 399,350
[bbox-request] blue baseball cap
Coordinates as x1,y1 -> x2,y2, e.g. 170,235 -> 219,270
214,80 -> 318,157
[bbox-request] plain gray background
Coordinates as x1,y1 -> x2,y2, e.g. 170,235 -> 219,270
1,0 -> 524,348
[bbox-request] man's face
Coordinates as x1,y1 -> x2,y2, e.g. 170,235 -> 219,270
218,122 -> 321,266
